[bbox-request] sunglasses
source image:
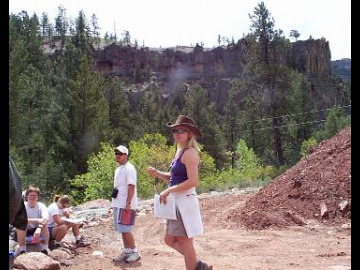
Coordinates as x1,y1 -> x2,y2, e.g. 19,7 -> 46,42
172,128 -> 189,134
115,152 -> 126,156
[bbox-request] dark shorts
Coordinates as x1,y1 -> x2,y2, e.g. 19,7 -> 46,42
48,227 -> 54,240
25,227 -> 45,243
166,207 -> 187,237
26,227 -> 37,236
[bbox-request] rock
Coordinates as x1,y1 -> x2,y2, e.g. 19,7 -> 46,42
338,200 -> 348,211
92,250 -> 104,257
320,201 -> 328,218
14,252 -> 61,270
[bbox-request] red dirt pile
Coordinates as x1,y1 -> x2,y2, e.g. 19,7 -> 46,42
229,125 -> 351,230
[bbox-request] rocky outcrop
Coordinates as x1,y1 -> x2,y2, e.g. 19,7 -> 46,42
290,38 -> 332,77
93,38 -> 332,85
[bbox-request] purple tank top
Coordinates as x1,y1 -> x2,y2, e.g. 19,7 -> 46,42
169,148 -> 188,186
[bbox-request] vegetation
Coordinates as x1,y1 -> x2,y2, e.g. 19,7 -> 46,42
9,2 -> 351,204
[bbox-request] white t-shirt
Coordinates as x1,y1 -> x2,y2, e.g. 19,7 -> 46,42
25,202 -> 49,229
47,202 -> 66,228
111,161 -> 138,209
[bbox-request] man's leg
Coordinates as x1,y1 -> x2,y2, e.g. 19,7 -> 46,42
41,225 -> 50,245
122,232 -> 140,263
122,232 -> 135,249
40,225 -> 50,253
15,228 -> 27,254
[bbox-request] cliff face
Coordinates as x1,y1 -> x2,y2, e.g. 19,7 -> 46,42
290,39 -> 332,76
332,58 -> 351,83
94,38 -> 333,87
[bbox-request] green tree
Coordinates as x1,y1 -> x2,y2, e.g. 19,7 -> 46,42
70,133 -> 218,203
243,2 -> 311,166
67,54 -> 110,173
183,84 -> 227,169
103,76 -> 133,145
289,30 -> 300,41
314,107 -> 351,141
300,137 -> 317,157
54,5 -> 69,48
72,10 -> 91,52
90,13 -> 101,48
122,30 -> 131,45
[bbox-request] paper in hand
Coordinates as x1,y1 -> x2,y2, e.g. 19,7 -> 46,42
154,194 -> 177,220
61,217 -> 85,224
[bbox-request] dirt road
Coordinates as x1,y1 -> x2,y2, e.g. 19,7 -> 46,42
65,191 -> 351,270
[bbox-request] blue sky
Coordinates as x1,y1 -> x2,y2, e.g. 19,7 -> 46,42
9,0 -> 351,60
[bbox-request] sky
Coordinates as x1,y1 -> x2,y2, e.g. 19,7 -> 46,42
9,0 -> 351,60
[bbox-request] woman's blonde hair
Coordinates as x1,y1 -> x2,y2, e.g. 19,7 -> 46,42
53,194 -> 70,206
177,131 -> 200,152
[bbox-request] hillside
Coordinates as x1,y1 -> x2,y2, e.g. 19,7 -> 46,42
230,125 -> 351,230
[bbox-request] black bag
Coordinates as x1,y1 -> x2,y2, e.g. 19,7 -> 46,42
111,187 -> 119,198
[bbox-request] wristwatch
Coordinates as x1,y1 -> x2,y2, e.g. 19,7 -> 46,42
126,201 -> 131,205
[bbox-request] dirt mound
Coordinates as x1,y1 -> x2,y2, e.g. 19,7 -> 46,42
229,125 -> 351,230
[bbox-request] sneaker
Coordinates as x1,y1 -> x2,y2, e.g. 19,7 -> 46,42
75,238 -> 91,247
49,240 -> 62,249
113,252 -> 130,262
125,251 -> 141,263
195,260 -> 213,270
41,248 -> 50,255
14,249 -> 26,257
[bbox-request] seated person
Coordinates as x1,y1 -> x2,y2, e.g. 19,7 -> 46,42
15,186 -> 50,255
47,194 -> 90,248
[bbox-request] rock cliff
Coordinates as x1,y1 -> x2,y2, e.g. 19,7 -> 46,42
93,38 -> 333,87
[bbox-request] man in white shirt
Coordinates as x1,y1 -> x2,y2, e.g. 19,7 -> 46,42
15,186 -> 50,255
110,145 -> 141,263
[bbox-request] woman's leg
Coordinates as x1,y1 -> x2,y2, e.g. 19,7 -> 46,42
175,236 -> 197,270
164,234 -> 197,270
71,224 -> 80,237
51,224 -> 69,241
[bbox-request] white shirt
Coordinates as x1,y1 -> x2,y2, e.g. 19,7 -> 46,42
111,161 -> 138,209
25,202 -> 48,229
47,202 -> 66,228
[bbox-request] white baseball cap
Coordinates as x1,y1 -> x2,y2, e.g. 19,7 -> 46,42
114,145 -> 129,155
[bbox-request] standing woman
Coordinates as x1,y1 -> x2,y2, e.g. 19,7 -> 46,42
146,115 -> 212,270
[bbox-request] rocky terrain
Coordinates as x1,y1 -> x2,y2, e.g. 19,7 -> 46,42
10,126 -> 351,270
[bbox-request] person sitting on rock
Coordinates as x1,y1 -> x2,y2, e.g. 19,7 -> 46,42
47,194 -> 90,248
15,185 -> 50,256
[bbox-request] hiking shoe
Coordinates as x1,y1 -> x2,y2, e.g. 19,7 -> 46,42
125,251 -> 141,263
196,260 -> 213,270
75,238 -> 91,247
49,240 -> 62,249
113,252 -> 130,262
41,248 -> 50,255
